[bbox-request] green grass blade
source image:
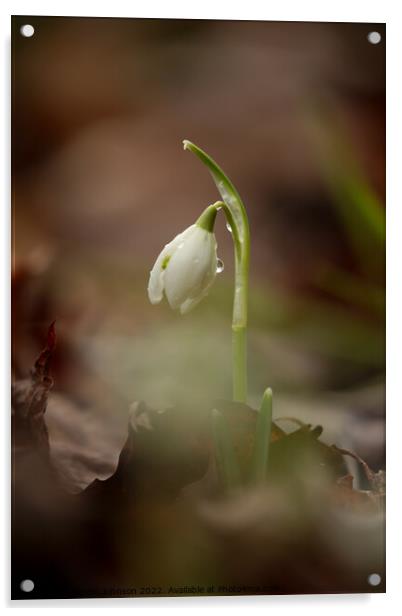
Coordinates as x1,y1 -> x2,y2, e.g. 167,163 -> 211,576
251,388 -> 273,483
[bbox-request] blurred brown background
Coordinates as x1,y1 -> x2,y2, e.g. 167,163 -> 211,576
12,17 -> 385,491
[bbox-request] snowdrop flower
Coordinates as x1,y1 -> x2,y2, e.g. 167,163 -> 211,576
148,204 -> 221,314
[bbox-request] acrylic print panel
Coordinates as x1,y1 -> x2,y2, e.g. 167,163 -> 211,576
11,16 -> 385,599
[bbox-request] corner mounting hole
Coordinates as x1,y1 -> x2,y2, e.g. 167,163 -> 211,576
20,579 -> 34,592
368,573 -> 381,586
367,31 -> 381,45
20,24 -> 35,38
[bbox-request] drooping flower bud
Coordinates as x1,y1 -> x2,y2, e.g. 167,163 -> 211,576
147,206 -> 220,314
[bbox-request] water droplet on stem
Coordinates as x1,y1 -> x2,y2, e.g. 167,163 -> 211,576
216,259 -> 224,273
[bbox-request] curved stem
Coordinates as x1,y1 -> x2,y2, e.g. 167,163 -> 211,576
183,140 -> 250,402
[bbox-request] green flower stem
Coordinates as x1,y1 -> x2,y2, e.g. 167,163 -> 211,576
251,388 -> 273,483
183,140 -> 250,403
232,324 -> 247,406
211,408 -> 241,491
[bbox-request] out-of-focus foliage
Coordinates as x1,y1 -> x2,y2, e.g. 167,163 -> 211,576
12,332 -> 385,597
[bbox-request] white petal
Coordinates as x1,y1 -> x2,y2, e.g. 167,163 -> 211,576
179,296 -> 204,314
147,247 -> 168,304
164,226 -> 217,310
179,248 -> 218,314
147,226 -> 195,305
